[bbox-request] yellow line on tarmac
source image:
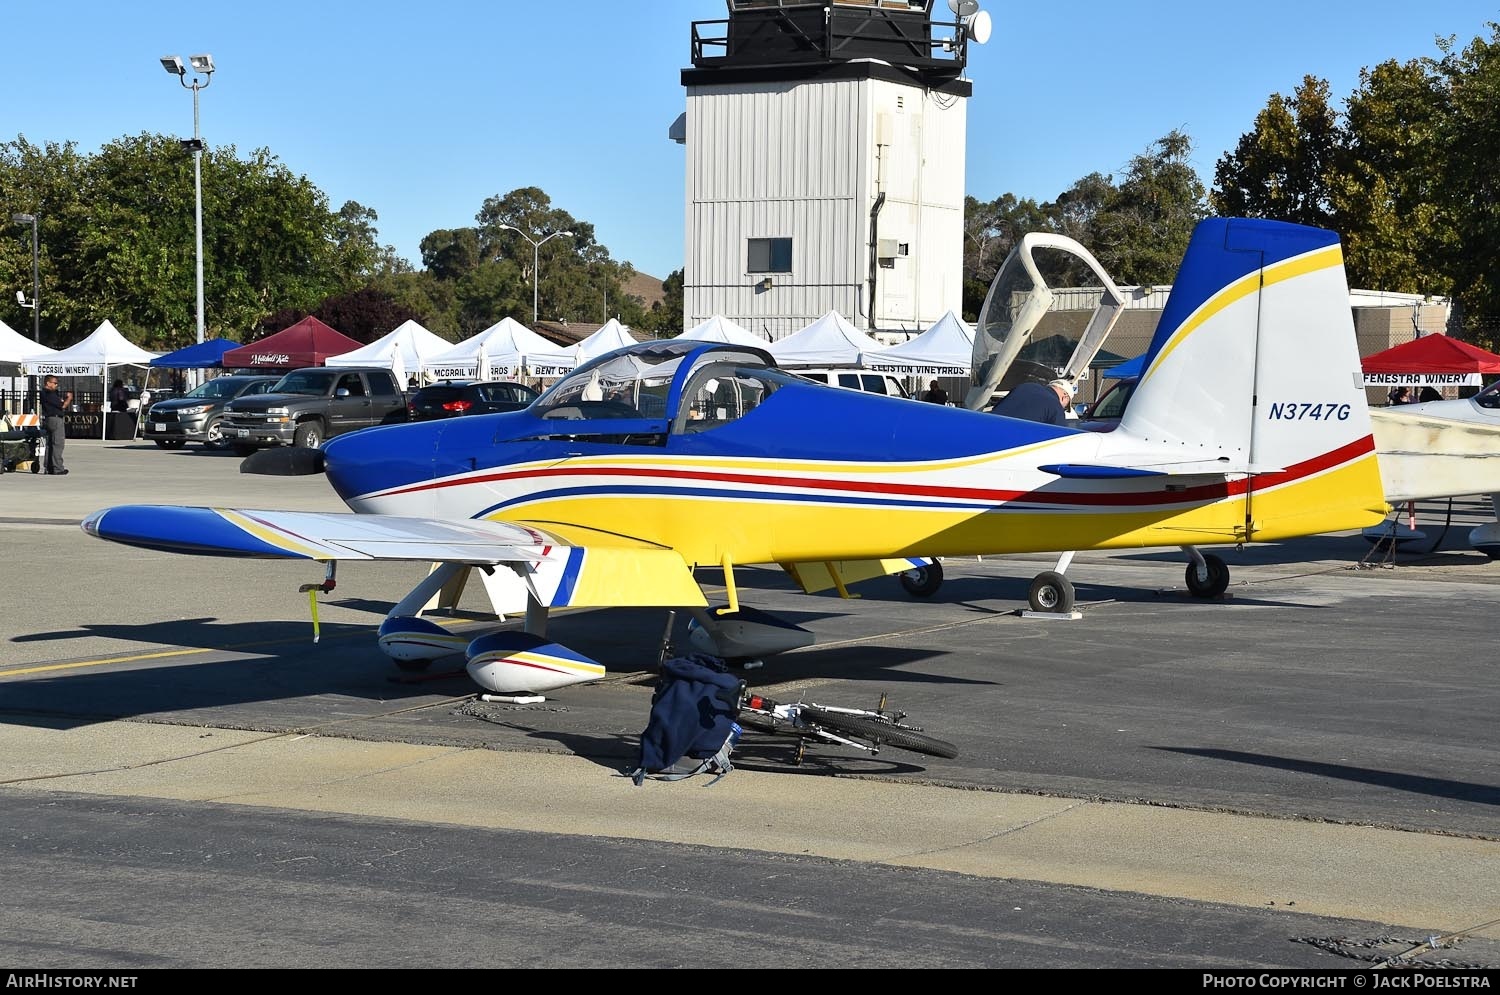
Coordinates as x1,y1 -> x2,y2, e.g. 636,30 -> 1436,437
0,613 -> 496,680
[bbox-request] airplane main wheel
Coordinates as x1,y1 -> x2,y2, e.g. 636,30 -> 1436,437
898,560 -> 944,598
1185,554 -> 1231,598
1028,571 -> 1075,613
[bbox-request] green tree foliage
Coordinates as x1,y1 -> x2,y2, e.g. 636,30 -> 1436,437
1209,26 -> 1500,343
1087,130 -> 1208,285
472,186 -> 639,325
962,131 -> 1206,317
1212,76 -> 1339,227
962,193 -> 1051,320
1329,59 -> 1451,296
636,269 -> 684,337
1430,26 -> 1500,333
1,134 -> 352,349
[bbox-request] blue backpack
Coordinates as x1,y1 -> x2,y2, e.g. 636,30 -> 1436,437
629,655 -> 745,786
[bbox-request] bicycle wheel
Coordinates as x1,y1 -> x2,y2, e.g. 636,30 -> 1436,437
801,707 -> 959,759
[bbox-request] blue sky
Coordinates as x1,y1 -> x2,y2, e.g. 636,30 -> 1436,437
9,1 -> 1498,282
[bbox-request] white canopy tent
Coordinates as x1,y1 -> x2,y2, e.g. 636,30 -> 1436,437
673,315 -> 770,348
571,318 -> 639,365
421,317 -> 576,381
862,310 -> 975,375
326,319 -> 453,387
766,310 -> 886,368
21,320 -> 159,438
0,318 -> 57,371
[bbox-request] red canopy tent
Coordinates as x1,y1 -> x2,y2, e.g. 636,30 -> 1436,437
1362,334 -> 1500,376
221,317 -> 364,371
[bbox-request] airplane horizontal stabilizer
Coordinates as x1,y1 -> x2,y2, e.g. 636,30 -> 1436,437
1039,457 -> 1283,479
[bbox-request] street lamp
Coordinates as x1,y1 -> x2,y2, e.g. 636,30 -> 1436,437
160,52 -> 214,345
12,212 -> 40,413
11,213 -> 39,342
498,225 -> 574,325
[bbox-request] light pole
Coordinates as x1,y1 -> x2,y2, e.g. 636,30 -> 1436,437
499,225 -> 573,325
11,213 -> 39,342
160,53 -> 214,345
12,212 -> 40,413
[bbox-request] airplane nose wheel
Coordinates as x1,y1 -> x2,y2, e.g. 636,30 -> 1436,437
1185,553 -> 1231,598
1027,570 -> 1075,613
898,560 -> 944,598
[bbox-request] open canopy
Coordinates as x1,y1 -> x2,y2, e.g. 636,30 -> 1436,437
150,337 -> 239,370
22,320 -> 158,376
766,310 -> 885,368
220,317 -> 364,371
1361,333 -> 1500,388
863,310 -> 975,374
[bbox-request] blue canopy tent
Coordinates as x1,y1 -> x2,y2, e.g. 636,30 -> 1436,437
132,337 -> 242,438
1103,353 -> 1145,380
149,338 -> 238,369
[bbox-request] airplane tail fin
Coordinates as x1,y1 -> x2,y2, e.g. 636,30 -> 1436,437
1117,218 -> 1386,539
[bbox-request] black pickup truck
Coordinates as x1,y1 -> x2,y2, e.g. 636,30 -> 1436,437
221,366 -> 408,455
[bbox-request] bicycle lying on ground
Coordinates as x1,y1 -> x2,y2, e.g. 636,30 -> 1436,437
735,687 -> 959,764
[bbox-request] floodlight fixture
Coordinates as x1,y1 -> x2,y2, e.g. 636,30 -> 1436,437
160,55 -> 185,75
189,53 -> 215,74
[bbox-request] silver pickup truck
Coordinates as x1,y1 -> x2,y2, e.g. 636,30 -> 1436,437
221,366 -> 408,455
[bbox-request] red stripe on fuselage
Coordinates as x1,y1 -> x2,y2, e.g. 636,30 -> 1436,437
364,436 -> 1375,509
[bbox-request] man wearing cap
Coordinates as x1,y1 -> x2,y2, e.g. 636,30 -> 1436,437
39,375 -> 72,475
990,378 -> 1073,426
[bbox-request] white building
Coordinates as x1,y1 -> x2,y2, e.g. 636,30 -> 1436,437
674,0 -> 981,341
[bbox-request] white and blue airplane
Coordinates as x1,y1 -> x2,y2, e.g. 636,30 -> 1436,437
84,218 -> 1390,693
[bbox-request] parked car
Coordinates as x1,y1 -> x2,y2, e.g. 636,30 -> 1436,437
142,375 -> 281,450
1076,376 -> 1138,432
790,369 -> 911,399
222,366 -> 409,454
407,380 -> 540,421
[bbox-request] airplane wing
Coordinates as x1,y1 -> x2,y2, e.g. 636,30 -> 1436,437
82,505 -> 706,609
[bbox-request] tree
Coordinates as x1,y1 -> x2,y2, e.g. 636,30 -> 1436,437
1212,76 -> 1339,227
1328,58 -> 1451,296
420,228 -> 481,283
1431,25 -> 1500,337
1088,130 -> 1208,285
637,269 -> 684,337
962,193 -> 1052,320
315,286 -> 419,344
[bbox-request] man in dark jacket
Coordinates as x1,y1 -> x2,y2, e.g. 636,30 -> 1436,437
990,378 -> 1072,425
39,375 -> 71,475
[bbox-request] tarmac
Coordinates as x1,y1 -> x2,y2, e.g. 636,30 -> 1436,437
2,437 -> 1498,967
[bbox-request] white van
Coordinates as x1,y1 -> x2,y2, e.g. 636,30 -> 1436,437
792,369 -> 912,399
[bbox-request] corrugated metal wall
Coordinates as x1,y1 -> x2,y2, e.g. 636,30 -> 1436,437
683,76 -> 966,341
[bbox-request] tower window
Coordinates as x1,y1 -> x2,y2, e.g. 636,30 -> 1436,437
747,237 -> 793,273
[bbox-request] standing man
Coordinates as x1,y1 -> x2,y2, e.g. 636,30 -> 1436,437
990,378 -> 1074,425
919,379 -> 949,404
39,374 -> 71,475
